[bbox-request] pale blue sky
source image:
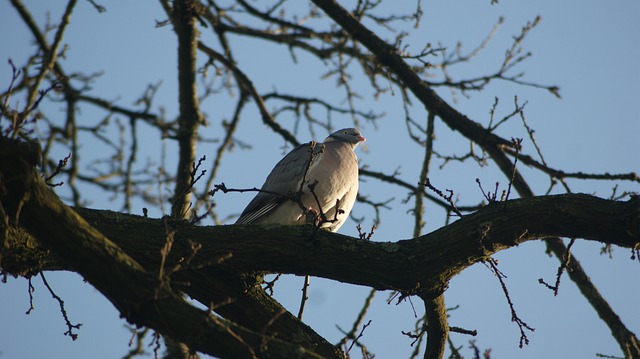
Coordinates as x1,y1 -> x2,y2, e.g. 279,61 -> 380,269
1,1 -> 638,359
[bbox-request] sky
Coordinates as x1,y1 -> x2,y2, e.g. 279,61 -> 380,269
1,1 -> 639,359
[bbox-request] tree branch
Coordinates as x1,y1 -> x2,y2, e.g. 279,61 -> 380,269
421,294 -> 448,359
3,163 -> 639,293
170,0 -> 204,219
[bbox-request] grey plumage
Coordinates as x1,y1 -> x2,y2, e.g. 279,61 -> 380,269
236,128 -> 365,232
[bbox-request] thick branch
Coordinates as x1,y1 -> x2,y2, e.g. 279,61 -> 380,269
171,0 -> 203,219
422,294 -> 448,359
94,194 -> 640,291
4,191 -> 639,295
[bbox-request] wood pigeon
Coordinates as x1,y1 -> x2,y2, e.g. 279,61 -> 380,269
236,128 -> 365,232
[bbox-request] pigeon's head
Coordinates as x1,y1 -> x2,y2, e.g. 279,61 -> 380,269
326,128 -> 366,148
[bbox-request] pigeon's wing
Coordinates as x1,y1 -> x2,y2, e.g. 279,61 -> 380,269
236,142 -> 319,224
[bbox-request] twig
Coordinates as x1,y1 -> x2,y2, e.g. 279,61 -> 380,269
123,326 -> 150,359
595,353 -> 625,359
0,59 -> 21,125
401,321 -> 427,347
297,275 -> 311,320
503,137 -> 522,207
25,276 -> 35,314
538,238 -> 576,296
356,223 -> 377,241
450,326 -> 478,336
174,155 -> 208,220
485,258 -> 534,348
632,244 -> 640,263
149,331 -> 162,359
346,319 -> 372,354
44,153 -> 71,186
40,271 -> 82,340
424,178 -> 462,216
210,182 -> 280,197
262,273 -> 282,296
337,288 -> 376,348
475,178 -> 500,202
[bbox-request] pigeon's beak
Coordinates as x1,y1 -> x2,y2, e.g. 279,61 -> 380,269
359,135 -> 366,142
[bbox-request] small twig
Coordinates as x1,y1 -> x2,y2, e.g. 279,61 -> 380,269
25,276 -> 35,314
86,0 -> 106,13
596,353 -> 625,359
190,202 -> 215,224
210,182 -> 281,197
330,198 -> 344,224
488,96 -> 528,132
305,180 -> 326,224
450,326 -> 478,336
468,340 -> 492,359
503,137 -> 522,207
538,238 -> 575,295
475,178 -> 499,202
262,273 -> 282,296
45,153 -> 72,186
446,336 -> 463,359
174,156 -> 208,219
190,155 -> 207,185
300,142 -> 320,194
0,59 -> 21,125
40,272 -> 82,340
356,223 -> 377,240
4,79 -> 61,139
297,275 -> 311,320
305,180 -> 343,228
346,319 -> 372,354
631,245 -> 640,264
485,258 -> 534,348
387,289 -> 418,309
424,178 -> 462,216
336,289 -> 376,347
149,331 -> 162,359
123,326 -> 150,359
357,194 -> 393,224
401,319 -> 427,347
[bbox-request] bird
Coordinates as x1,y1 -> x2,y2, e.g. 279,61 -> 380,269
236,128 -> 365,232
